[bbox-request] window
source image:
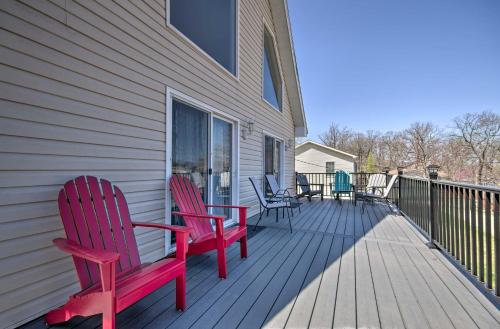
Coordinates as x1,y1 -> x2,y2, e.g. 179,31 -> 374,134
264,135 -> 283,194
169,0 -> 237,75
326,162 -> 335,173
263,27 -> 282,110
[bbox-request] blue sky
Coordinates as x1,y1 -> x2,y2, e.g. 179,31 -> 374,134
287,0 -> 500,140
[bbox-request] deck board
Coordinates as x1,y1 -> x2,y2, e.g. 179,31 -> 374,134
21,199 -> 500,329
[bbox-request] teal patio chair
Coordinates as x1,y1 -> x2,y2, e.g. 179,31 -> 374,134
331,170 -> 354,202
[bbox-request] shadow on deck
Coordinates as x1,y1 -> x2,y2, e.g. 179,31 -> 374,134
22,199 -> 500,329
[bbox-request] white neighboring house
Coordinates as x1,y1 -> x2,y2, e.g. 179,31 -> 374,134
295,141 -> 357,174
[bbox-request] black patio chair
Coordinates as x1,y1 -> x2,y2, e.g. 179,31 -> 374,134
249,177 -> 292,232
296,173 -> 324,201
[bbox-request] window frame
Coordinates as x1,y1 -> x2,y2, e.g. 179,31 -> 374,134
326,162 -> 336,173
166,0 -> 240,80
261,20 -> 284,112
262,131 -> 285,190
165,87 -> 241,254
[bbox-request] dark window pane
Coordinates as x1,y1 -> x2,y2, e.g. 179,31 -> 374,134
265,136 -> 274,176
170,0 -> 236,74
263,28 -> 282,110
326,162 -> 335,173
275,140 -> 282,183
171,100 -> 209,243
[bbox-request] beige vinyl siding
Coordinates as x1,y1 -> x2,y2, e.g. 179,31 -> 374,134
0,0 -> 297,328
295,144 -> 356,174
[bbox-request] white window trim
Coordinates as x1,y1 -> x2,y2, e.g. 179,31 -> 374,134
166,0 -> 240,81
261,19 -> 285,113
165,87 -> 241,254
262,130 -> 285,189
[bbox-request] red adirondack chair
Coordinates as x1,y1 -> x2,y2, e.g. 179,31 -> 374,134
46,176 -> 191,329
169,175 -> 249,278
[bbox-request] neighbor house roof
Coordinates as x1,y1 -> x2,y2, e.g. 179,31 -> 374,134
295,141 -> 357,159
269,1 -> 307,137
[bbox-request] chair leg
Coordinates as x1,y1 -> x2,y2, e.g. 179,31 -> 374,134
45,305 -> 71,325
275,208 -> 278,222
217,246 -> 227,279
176,274 -> 186,311
240,235 -> 248,258
254,207 -> 264,231
267,208 -> 270,216
102,295 -> 116,329
287,207 -> 292,233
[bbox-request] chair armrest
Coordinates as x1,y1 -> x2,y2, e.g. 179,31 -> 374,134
202,206 -> 248,229
53,238 -> 119,265
171,211 -> 226,239
308,183 -> 324,187
205,204 -> 250,209
132,222 -> 191,260
171,211 -> 225,221
132,222 -> 192,234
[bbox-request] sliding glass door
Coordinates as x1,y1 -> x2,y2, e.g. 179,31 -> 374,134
169,97 -> 236,248
211,117 -> 233,219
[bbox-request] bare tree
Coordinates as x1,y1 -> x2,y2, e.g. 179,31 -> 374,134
317,113 -> 499,184
453,111 -> 500,184
404,122 -> 441,175
377,131 -> 408,169
440,136 -> 472,181
319,123 -> 352,149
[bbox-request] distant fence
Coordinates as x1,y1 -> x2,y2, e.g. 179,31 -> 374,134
398,176 -> 500,296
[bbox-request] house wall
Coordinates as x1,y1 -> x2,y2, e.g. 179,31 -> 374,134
295,145 -> 356,173
0,0 -> 297,327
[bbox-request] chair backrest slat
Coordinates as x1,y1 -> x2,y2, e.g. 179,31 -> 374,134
296,174 -> 311,193
367,174 -> 386,189
75,177 -> 104,252
63,180 -> 100,283
249,177 -> 268,206
383,175 -> 398,198
101,179 -> 135,272
86,177 -> 118,255
265,174 -> 280,195
115,188 -> 141,265
58,176 -> 140,290
58,189 -> 92,289
335,171 -> 350,191
170,175 -> 213,240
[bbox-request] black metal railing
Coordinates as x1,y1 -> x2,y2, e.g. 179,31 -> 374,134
399,176 -> 500,296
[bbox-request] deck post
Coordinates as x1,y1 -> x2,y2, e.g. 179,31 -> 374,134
397,167 -> 404,209
426,165 -> 439,249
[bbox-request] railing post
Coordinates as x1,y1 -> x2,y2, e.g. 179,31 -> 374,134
397,167 -> 403,209
426,165 -> 439,249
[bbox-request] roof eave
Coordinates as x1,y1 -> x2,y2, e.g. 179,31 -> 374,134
270,0 -> 307,137
295,141 -> 358,159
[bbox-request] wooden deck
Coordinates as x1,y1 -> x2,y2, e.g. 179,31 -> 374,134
23,200 -> 500,329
